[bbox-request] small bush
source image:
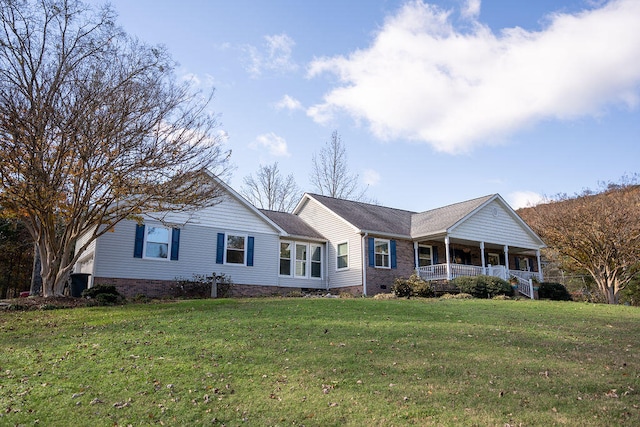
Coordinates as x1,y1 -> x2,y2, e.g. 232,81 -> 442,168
440,292 -> 473,300
392,274 -> 434,298
538,282 -> 572,301
82,284 -> 124,306
373,293 -> 397,300
174,272 -> 234,298
450,275 -> 511,299
286,290 -> 304,298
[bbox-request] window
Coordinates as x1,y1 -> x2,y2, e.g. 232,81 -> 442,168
216,233 -> 254,266
145,226 -> 169,259
336,242 -> 349,270
487,253 -> 501,266
295,243 -> 307,277
418,244 -> 432,267
517,257 -> 530,271
226,234 -> 246,264
280,242 -> 292,276
311,245 -> 322,278
375,239 -> 390,268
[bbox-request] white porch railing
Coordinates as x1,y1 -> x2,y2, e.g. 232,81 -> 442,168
416,263 -> 535,299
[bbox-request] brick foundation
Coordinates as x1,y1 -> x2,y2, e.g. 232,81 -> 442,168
365,239 -> 416,295
93,277 -> 364,299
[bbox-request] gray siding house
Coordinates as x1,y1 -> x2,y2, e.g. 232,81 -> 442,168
75,177 -> 545,298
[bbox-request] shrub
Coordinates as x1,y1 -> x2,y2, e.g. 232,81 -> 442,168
174,272 -> 234,298
373,293 -> 397,300
392,274 -> 434,298
440,292 -> 473,300
82,284 -> 124,306
450,275 -> 512,299
538,282 -> 572,301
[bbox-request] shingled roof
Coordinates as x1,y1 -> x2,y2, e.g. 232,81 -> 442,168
305,194 -> 414,236
304,193 -> 497,239
410,194 -> 495,238
260,209 -> 326,240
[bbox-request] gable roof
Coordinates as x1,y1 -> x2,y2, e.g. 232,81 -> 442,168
410,194 -> 495,238
260,209 -> 326,241
298,193 -> 543,245
302,193 -> 415,237
202,170 -> 287,235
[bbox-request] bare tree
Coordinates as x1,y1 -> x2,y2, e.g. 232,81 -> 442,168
520,179 -> 640,304
0,0 -> 230,297
241,162 -> 301,212
310,130 -> 370,201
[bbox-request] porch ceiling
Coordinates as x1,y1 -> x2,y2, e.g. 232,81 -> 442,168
415,236 -> 539,254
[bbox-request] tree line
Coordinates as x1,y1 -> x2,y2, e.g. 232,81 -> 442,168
518,177 -> 640,305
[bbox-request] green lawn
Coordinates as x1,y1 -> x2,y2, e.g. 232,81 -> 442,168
1,298 -> 639,426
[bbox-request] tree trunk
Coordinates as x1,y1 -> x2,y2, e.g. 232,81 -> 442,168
30,244 -> 42,296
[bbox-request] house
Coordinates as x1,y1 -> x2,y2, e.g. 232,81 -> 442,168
292,193 -> 545,297
75,176 -> 545,298
73,177 -> 329,298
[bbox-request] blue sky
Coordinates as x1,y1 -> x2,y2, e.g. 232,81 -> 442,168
93,0 -> 639,211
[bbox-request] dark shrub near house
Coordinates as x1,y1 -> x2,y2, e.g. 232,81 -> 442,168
82,284 -> 124,305
538,282 -> 572,301
450,275 -> 512,299
392,274 -> 434,298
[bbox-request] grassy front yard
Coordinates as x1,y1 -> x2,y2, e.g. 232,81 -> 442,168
1,298 -> 638,426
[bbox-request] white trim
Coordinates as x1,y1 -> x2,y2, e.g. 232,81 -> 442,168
310,243 -> 323,280
417,243 -> 434,267
374,238 -> 391,269
278,240 -> 293,277
224,233 -> 248,266
336,241 -> 349,271
142,224 -> 171,261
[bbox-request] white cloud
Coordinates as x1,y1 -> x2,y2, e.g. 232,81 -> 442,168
274,95 -> 303,111
307,0 -> 640,154
507,191 -> 544,209
245,33 -> 298,77
249,132 -> 291,157
461,0 -> 481,20
363,168 -> 381,186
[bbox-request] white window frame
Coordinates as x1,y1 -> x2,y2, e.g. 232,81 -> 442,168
336,241 -> 349,271
279,240 -> 292,276
294,242 -> 308,278
518,257 -> 530,271
225,233 -> 247,265
374,238 -> 390,269
310,244 -> 322,279
143,225 -> 170,261
418,244 -> 432,267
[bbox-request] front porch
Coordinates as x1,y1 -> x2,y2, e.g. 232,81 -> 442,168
413,236 -> 543,299
416,263 -> 539,298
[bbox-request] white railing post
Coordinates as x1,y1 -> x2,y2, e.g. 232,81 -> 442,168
528,278 -> 534,299
445,236 -> 451,280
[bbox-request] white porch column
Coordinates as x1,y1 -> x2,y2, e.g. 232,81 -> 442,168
445,236 -> 451,280
480,242 -> 486,275
503,245 -> 510,280
413,241 -> 419,272
536,249 -> 543,282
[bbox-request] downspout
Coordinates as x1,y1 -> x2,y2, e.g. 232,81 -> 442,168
325,243 -> 330,291
362,233 -> 368,296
